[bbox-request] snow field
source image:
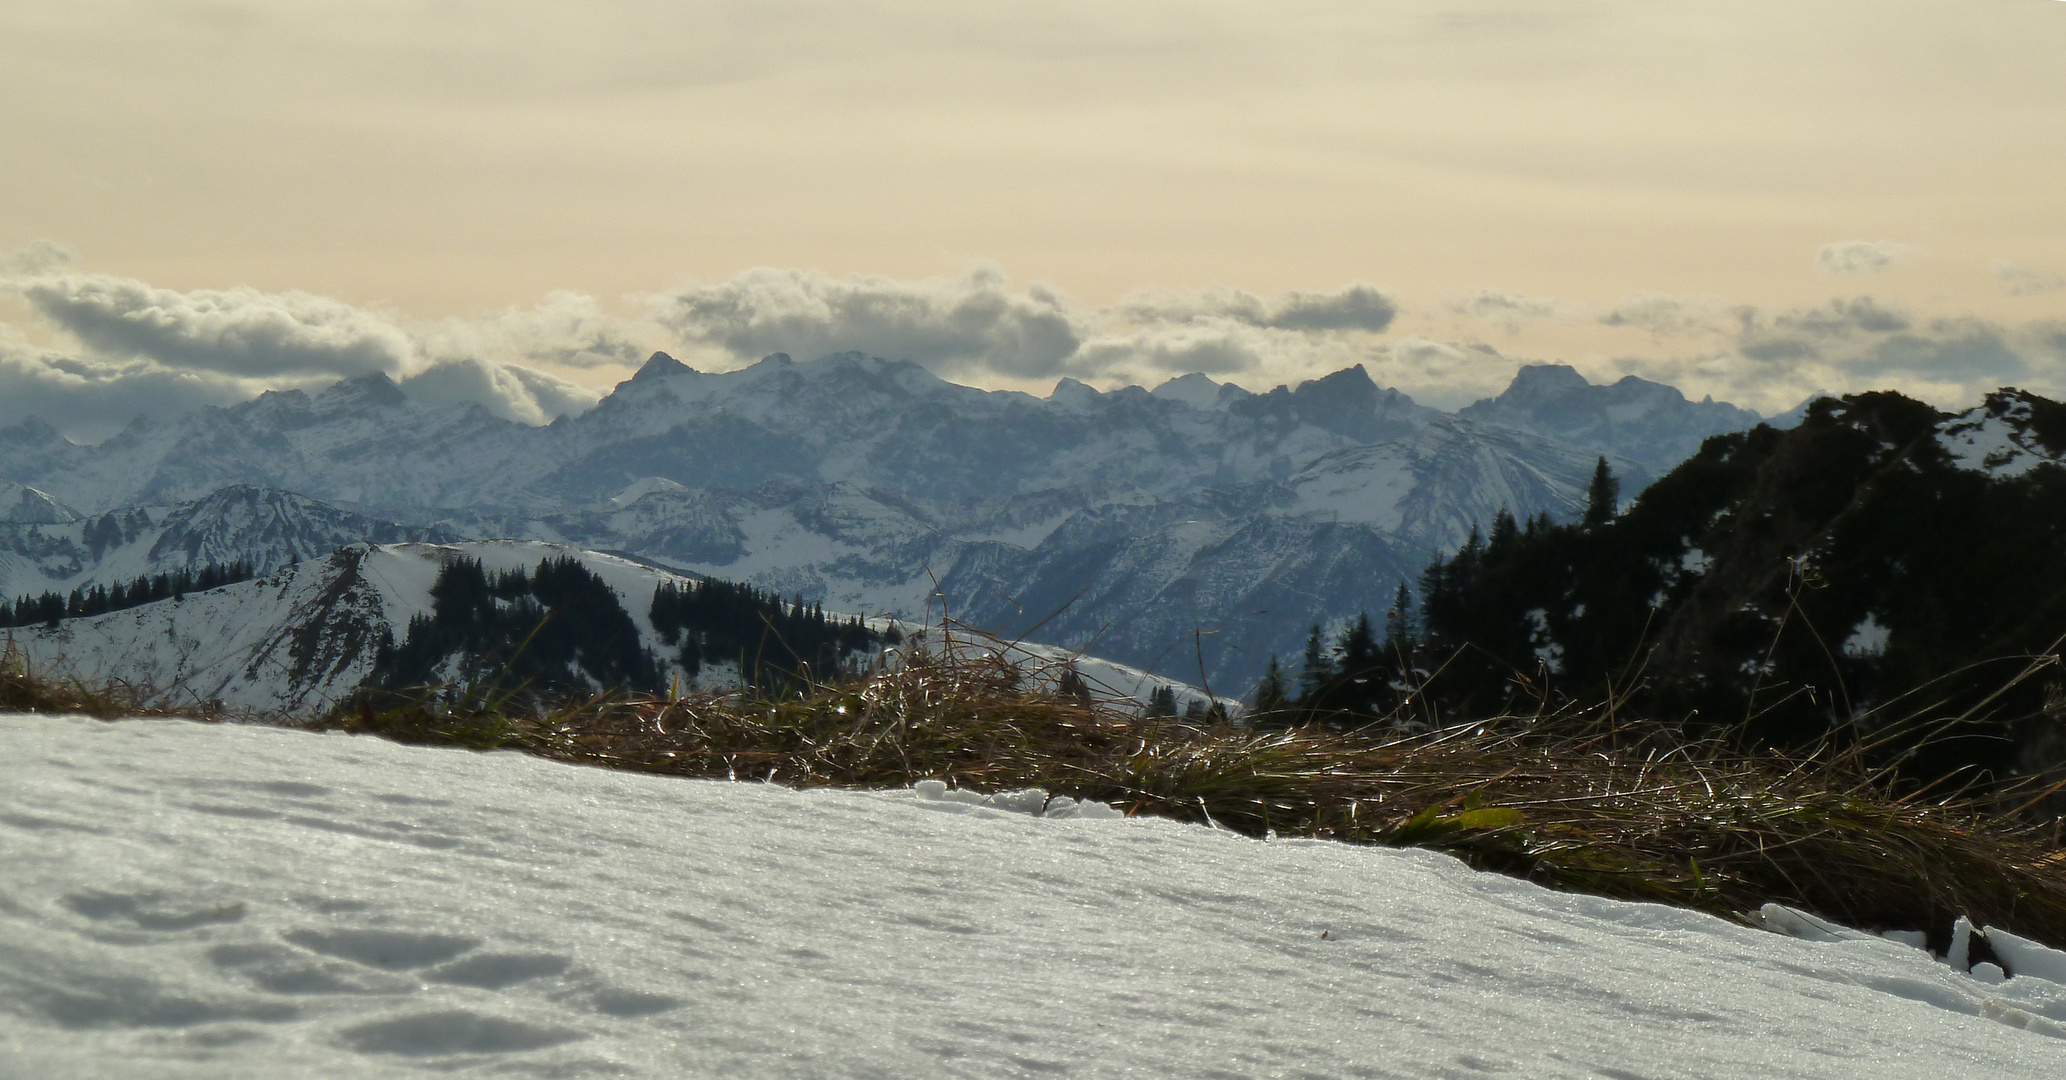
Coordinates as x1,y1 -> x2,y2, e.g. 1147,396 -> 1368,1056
6,713 -> 2066,1078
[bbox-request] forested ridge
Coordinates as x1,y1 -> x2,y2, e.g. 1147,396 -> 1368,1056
1260,389 -> 2066,791
2,561 -> 255,629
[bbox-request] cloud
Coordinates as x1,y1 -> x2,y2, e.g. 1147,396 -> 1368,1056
1599,293 -> 1729,337
1117,283 -> 1397,334
1993,260 -> 2066,296
0,333 -> 258,442
1816,240 -> 1914,276
12,271 -> 414,379
1448,289 -> 1558,334
1069,325 -> 1277,382
416,291 -> 650,370
0,255 -> 633,426
1602,296 -> 2066,415
0,240 -> 75,277
1762,297 -> 1910,338
398,359 -> 601,425
649,264 -> 1087,379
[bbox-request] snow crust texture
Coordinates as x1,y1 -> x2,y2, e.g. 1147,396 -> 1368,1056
7,713 -> 2066,1079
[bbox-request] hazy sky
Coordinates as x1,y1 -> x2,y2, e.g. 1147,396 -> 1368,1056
4,0 -> 2065,439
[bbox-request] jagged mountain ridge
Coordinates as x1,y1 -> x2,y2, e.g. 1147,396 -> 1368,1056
0,485 -> 460,600
1456,363 -> 1765,472
0,354 -> 1768,689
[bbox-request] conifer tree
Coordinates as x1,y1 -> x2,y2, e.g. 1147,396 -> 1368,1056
1584,456 -> 1619,528
1251,656 -> 1290,717
1488,507 -> 1519,555
1382,581 -> 1417,659
1336,612 -> 1377,674
1297,624 -> 1334,701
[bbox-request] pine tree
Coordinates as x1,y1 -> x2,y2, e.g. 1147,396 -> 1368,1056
1584,456 -> 1619,528
1336,612 -> 1377,674
1488,507 -> 1519,555
1297,624 -> 1334,701
1383,581 -> 1417,659
1251,656 -> 1290,717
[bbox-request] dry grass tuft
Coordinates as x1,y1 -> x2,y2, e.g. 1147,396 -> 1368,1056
0,638 -> 201,720
331,632 -> 2066,952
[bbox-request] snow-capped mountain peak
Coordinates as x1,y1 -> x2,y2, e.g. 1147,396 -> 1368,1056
1458,363 -> 1764,470
1149,373 -> 1225,410
313,372 -> 410,414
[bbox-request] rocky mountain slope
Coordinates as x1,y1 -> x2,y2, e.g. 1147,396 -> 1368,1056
0,485 -> 458,600
0,354 -> 1768,689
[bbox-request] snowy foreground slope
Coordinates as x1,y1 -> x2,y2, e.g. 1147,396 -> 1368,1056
7,716 -> 2066,1079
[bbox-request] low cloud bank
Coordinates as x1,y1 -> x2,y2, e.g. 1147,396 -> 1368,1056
0,252 -> 620,437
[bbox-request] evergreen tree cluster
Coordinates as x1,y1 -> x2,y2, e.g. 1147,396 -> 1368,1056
1252,586 -> 1420,728
649,577 -> 879,688
373,556 -> 661,694
2,561 -> 254,630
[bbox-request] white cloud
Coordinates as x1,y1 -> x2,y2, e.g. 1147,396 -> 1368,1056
0,240 -> 75,277
0,332 -> 259,442
415,291 -> 651,371
0,255 -> 630,426
13,272 -> 414,380
1116,284 -> 1397,334
649,264 -> 1088,380
1448,289 -> 1558,334
1993,260 -> 2066,296
1816,240 -> 1915,276
1603,299 -> 2066,414
1598,293 -> 1730,337
1069,324 -> 1282,383
399,359 -> 600,425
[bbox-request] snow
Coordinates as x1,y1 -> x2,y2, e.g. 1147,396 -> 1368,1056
1524,608 -> 1564,674
1147,373 -> 1223,411
606,477 -> 688,508
954,514 -> 1072,550
9,714 -> 2066,1079
1937,401 -> 2064,480
1843,612 -> 1892,658
1284,446 -> 1415,529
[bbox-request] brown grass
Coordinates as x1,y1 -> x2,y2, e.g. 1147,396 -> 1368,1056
0,637 -> 203,720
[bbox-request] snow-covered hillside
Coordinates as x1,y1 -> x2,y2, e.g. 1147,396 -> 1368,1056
6,540 -> 1211,714
6,713 -> 2066,1079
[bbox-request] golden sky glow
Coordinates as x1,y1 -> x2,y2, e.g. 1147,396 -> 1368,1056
3,0 -> 2065,433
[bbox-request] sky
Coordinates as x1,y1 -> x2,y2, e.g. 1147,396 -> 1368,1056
4,0 -> 2065,440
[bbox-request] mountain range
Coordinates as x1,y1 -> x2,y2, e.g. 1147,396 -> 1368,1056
0,353 -> 1768,689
